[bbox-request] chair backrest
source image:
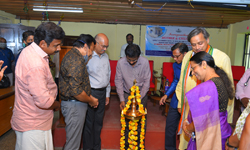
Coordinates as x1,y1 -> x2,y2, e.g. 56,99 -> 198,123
149,60 -> 154,82
109,60 -> 118,87
162,62 -> 174,85
231,65 -> 245,88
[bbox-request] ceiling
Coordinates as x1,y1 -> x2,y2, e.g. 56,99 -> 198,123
1,0 -> 250,28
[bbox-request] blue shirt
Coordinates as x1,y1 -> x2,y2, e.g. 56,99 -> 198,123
87,51 -> 111,97
165,62 -> 182,108
0,48 -> 14,74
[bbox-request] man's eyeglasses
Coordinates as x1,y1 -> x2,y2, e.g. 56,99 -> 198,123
97,42 -> 109,49
172,54 -> 182,59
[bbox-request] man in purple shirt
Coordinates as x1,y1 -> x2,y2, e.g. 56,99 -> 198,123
115,44 -> 151,150
236,68 -> 250,112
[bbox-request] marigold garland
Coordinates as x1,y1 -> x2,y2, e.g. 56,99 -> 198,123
120,85 -> 146,150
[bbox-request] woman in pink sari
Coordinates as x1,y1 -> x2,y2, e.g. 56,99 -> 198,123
182,51 -> 234,150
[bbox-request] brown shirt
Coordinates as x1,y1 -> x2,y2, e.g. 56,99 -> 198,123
59,48 -> 91,101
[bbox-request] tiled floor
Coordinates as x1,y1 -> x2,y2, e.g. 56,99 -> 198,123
0,128 -> 16,150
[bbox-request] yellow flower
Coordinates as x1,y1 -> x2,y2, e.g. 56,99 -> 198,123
136,94 -> 141,98
127,101 -> 131,105
134,136 -> 138,140
132,126 -> 138,130
120,84 -> 146,150
133,141 -> 137,145
134,131 -> 138,135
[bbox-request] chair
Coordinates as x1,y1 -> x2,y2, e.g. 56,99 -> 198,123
231,65 -> 245,111
160,62 -> 174,97
231,65 -> 245,89
148,60 -> 158,94
109,60 -> 118,95
160,62 -> 174,116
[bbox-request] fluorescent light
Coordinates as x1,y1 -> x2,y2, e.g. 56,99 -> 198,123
33,6 -> 83,13
33,8 -> 83,13
223,4 -> 247,7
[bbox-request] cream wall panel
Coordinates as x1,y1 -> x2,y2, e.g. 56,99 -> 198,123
206,28 -> 228,53
234,34 -> 245,66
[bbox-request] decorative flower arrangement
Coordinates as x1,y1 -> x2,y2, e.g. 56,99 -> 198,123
120,85 -> 147,150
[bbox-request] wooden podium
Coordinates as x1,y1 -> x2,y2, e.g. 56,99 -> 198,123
0,86 -> 15,136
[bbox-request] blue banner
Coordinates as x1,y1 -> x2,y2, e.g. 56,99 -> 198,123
145,26 -> 195,57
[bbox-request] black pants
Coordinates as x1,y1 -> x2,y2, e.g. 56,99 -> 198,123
165,105 -> 180,150
124,92 -> 148,150
55,77 -> 59,101
82,88 -> 106,150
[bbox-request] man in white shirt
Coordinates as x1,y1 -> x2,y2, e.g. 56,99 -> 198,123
120,33 -> 141,58
83,33 -> 111,150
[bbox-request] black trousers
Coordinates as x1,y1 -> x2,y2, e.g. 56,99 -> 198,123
55,77 -> 59,101
124,92 -> 148,150
165,105 -> 180,150
82,88 -> 106,150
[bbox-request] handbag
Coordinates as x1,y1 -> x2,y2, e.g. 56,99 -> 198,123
0,74 -> 10,88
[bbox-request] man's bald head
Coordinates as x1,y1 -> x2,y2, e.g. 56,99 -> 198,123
95,33 -> 109,56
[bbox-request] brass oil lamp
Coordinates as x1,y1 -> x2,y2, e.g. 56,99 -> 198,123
124,80 -> 147,120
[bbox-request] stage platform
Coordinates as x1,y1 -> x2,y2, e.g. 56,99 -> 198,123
53,95 -> 166,150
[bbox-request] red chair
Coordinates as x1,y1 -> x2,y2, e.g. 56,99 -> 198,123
161,62 -> 174,96
148,60 -> 157,94
231,65 -> 245,111
160,62 -> 174,115
231,65 -> 245,89
109,60 -> 118,95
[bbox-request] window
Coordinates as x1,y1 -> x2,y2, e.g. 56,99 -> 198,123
243,34 -> 250,69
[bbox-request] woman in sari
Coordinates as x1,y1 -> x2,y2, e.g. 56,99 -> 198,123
182,51 -> 234,150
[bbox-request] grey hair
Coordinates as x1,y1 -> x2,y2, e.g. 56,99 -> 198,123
187,27 -> 210,42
